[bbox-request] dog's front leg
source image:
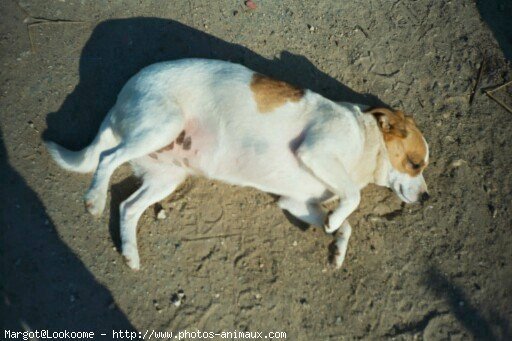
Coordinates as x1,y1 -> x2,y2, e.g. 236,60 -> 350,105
297,146 -> 361,234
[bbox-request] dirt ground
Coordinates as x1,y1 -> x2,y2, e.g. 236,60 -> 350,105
1,0 -> 511,340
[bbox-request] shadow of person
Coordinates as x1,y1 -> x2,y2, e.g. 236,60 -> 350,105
43,17 -> 383,149
476,0 -> 512,60
0,129 -> 135,334
424,267 -> 511,339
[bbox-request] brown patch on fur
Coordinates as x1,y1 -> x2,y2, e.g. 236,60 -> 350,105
250,73 -> 304,113
176,131 -> 186,145
157,142 -> 174,152
366,107 -> 428,176
149,153 -> 158,160
183,136 -> 192,150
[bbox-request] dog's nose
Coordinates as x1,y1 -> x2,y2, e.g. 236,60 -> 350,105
419,192 -> 430,203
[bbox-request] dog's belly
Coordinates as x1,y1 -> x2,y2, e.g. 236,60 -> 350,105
138,118 -> 327,200
139,117 -> 217,172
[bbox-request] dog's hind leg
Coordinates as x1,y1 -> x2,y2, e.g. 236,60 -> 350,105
84,102 -> 185,216
120,165 -> 187,270
278,196 -> 326,227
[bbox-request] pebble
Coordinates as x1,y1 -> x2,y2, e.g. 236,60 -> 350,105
292,240 -> 298,246
157,209 -> 167,220
153,299 -> 162,311
245,0 -> 257,10
450,159 -> 466,168
171,290 -> 186,307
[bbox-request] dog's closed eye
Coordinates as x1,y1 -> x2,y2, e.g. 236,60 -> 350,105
406,157 -> 422,171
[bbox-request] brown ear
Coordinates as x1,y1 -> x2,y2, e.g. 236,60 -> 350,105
365,107 -> 407,138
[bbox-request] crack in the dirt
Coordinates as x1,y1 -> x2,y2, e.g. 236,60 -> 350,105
15,1 -> 89,53
30,17 -> 87,24
381,208 -> 404,221
384,310 -> 449,337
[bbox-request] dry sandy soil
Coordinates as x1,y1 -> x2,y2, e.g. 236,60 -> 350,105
1,0 -> 511,340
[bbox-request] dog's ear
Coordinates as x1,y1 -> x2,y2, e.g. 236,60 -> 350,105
364,107 -> 407,138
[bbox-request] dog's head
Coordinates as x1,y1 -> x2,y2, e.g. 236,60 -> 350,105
367,107 -> 430,204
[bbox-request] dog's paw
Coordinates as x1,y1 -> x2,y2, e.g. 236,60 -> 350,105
122,243 -> 140,271
333,237 -> 347,269
84,191 -> 106,217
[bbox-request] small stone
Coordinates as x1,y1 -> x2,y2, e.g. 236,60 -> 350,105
171,290 -> 186,307
157,209 -> 167,220
153,300 -> 162,311
450,159 -> 466,168
245,0 -> 257,10
292,240 -> 298,246
308,24 -> 315,32
171,295 -> 181,307
255,293 -> 262,299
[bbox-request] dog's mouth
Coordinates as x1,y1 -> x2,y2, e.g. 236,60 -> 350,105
396,184 -> 414,204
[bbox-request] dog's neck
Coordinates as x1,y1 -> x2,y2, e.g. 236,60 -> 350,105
355,109 -> 390,188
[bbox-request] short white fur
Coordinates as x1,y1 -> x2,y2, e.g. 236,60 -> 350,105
46,59 -> 429,270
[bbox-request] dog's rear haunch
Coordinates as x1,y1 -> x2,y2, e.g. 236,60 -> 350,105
46,59 -> 429,270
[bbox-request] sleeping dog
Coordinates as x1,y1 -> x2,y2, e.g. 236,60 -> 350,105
46,59 -> 429,270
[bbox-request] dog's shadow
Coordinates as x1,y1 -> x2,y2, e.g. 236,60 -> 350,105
44,17 -> 383,148
44,17 -> 385,234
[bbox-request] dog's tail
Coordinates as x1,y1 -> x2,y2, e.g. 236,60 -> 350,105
45,115 -> 118,173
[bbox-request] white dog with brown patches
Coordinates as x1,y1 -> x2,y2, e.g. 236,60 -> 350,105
46,59 -> 429,270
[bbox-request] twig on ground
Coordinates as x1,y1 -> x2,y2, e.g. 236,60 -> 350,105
181,233 -> 241,242
484,81 -> 512,114
469,58 -> 485,105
